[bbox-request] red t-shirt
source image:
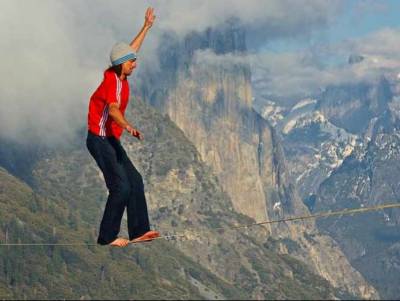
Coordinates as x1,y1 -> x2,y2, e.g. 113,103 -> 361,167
87,69 -> 130,139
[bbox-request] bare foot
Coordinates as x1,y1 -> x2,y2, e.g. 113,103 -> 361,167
109,237 -> 129,247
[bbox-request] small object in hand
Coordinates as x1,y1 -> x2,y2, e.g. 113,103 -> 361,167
125,125 -> 143,140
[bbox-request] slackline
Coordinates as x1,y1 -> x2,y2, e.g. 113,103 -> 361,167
1,202 -> 400,246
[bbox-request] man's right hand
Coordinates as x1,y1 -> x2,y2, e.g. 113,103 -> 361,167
125,124 -> 143,140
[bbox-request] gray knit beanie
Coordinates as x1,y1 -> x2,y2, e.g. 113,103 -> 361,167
110,42 -> 137,66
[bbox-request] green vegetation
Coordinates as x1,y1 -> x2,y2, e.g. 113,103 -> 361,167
0,168 -> 247,300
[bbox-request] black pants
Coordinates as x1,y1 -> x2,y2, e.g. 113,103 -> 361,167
86,131 -> 150,245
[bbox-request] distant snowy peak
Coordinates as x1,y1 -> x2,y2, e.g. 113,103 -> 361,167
282,110 -> 327,135
291,98 -> 317,112
281,107 -> 359,159
257,98 -> 318,129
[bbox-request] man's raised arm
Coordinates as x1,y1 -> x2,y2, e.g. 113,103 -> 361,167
130,7 -> 156,53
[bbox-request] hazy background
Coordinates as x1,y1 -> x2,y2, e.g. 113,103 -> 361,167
1,0 -> 399,144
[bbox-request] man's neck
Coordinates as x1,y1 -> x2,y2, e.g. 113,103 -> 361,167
119,74 -> 127,81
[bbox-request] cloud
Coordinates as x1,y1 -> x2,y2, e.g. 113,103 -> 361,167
155,0 -> 341,46
194,49 -> 356,100
0,1 -> 104,144
0,0 -> 155,145
249,28 -> 400,100
0,0 -> 341,145
344,28 -> 400,59
193,27 -> 400,101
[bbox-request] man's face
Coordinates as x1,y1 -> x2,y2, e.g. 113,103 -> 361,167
122,59 -> 137,76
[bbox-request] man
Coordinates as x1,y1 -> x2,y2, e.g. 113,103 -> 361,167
86,7 -> 159,247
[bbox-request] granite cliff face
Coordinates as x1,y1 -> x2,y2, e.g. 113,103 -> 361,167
141,23 -> 276,224
137,22 -> 378,298
164,58 -> 280,225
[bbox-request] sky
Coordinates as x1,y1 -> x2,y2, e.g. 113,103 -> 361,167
258,0 -> 400,54
329,0 -> 400,44
1,0 -> 400,145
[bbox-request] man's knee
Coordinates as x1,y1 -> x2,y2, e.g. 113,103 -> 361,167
120,180 -> 131,199
129,172 -> 144,194
127,164 -> 144,185
111,179 -> 131,200
122,158 -> 144,188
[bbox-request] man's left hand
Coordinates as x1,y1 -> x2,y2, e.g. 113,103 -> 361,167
126,125 -> 144,140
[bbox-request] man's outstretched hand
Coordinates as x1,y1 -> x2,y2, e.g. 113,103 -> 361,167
125,125 -> 143,140
144,7 -> 156,29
